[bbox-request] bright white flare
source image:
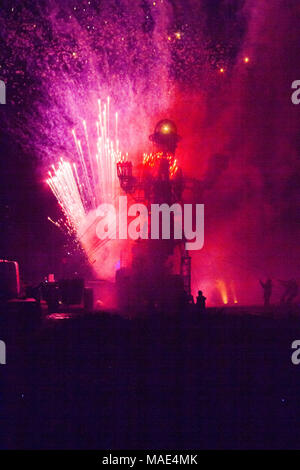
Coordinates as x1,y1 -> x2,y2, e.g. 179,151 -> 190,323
47,98 -> 123,237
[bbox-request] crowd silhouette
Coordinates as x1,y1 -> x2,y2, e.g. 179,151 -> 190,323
260,278 -> 299,308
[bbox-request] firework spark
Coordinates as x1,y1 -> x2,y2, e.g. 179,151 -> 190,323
142,152 -> 178,177
47,97 -> 123,247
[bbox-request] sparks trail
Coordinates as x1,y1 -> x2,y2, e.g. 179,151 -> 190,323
46,97 -> 124,248
143,152 -> 178,177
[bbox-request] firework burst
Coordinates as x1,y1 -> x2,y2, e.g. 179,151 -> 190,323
47,97 -> 124,253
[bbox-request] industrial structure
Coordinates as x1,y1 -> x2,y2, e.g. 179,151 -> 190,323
116,119 -> 192,313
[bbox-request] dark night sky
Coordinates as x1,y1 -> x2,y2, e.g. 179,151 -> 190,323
0,122 -> 63,282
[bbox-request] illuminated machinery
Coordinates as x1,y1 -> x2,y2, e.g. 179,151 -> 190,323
116,119 -> 192,314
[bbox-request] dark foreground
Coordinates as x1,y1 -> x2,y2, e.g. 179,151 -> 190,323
1,307 -> 300,449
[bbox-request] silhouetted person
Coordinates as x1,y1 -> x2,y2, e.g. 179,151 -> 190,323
196,290 -> 206,314
279,279 -> 299,305
260,279 -> 272,307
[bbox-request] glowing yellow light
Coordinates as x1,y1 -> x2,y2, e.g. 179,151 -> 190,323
167,36 -> 171,41
244,56 -> 249,63
217,280 -> 228,304
175,31 -> 181,39
72,52 -> 77,58
162,125 -> 170,133
219,67 -> 225,73
230,281 -> 238,304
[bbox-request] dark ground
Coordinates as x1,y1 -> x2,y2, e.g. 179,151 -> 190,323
1,306 -> 300,449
